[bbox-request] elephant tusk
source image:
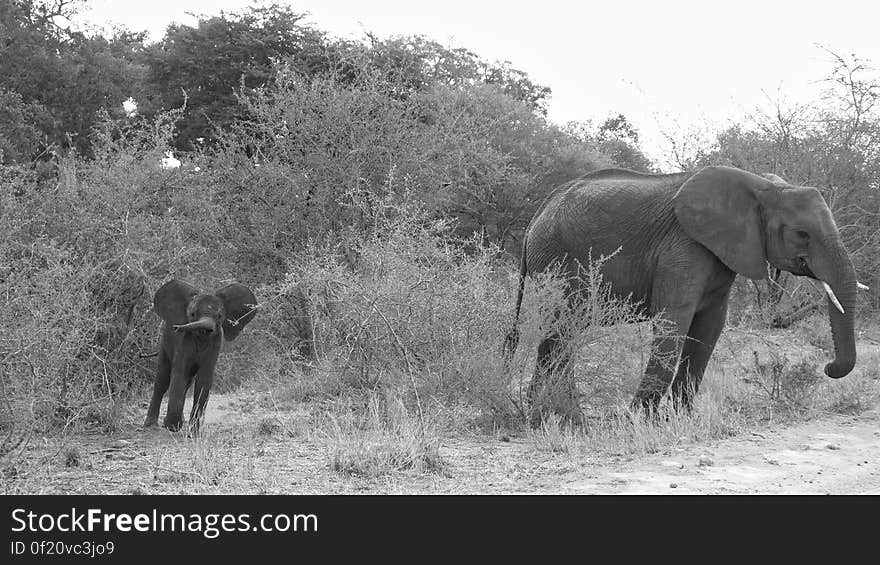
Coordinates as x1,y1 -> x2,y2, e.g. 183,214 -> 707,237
857,282 -> 870,291
822,282 -> 845,314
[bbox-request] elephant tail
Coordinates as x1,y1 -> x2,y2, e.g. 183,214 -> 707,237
503,236 -> 528,360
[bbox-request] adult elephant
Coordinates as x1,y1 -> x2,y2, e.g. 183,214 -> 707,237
144,279 -> 257,432
504,166 -> 861,420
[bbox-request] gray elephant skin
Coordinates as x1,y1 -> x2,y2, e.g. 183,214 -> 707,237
145,279 -> 257,432
505,166 -> 859,419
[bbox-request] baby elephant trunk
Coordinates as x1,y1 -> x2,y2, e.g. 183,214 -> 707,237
173,316 -> 218,334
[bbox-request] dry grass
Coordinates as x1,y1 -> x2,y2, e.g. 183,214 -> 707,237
324,393 -> 445,478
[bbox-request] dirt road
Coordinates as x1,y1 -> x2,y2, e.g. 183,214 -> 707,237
558,407 -> 880,494
8,392 -> 880,494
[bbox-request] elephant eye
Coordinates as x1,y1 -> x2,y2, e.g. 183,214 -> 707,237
795,229 -> 810,241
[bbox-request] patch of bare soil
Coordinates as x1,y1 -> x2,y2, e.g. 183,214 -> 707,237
5,389 -> 880,494
559,408 -> 880,494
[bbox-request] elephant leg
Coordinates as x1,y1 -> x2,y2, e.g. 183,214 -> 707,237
670,295 -> 730,410
188,362 -> 215,435
163,361 -> 196,432
529,331 -> 564,399
144,350 -> 172,427
632,306 -> 695,414
528,331 -> 578,426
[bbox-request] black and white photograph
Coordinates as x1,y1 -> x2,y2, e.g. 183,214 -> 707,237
3,0 -> 880,519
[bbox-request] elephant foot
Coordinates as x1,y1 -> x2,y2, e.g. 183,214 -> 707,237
143,416 -> 158,428
628,401 -> 658,425
630,395 -> 694,424
528,407 -> 586,429
527,375 -> 583,428
527,388 -> 585,429
163,417 -> 185,432
669,394 -> 696,415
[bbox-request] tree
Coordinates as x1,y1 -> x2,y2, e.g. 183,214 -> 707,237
0,88 -> 47,164
0,0 -> 151,158
140,3 -> 327,150
595,114 -> 653,172
332,34 -> 553,115
563,116 -> 653,173
422,86 -> 617,250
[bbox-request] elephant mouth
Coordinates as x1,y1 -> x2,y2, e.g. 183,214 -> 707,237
792,257 -> 817,279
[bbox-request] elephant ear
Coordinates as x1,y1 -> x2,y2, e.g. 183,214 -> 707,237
215,283 -> 257,341
672,166 -> 773,280
154,279 -> 199,326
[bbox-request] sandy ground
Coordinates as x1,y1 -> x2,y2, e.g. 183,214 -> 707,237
559,408 -> 880,494
5,388 -> 880,495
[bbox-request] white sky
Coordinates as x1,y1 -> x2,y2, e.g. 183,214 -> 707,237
75,0 -> 880,169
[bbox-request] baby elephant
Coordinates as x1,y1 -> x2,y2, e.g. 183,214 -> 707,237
145,279 -> 257,432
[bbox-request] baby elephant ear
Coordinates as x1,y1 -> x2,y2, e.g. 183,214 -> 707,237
216,283 -> 257,341
154,279 -> 199,326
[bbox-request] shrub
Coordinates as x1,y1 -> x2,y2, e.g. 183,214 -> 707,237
743,350 -> 822,412
256,198 -> 512,411
0,237 -> 152,430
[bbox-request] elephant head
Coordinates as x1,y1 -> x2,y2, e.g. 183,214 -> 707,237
672,165 -> 858,379
154,279 -> 257,341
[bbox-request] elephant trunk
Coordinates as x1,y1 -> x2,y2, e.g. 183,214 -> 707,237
173,316 -> 217,334
815,239 -> 857,379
